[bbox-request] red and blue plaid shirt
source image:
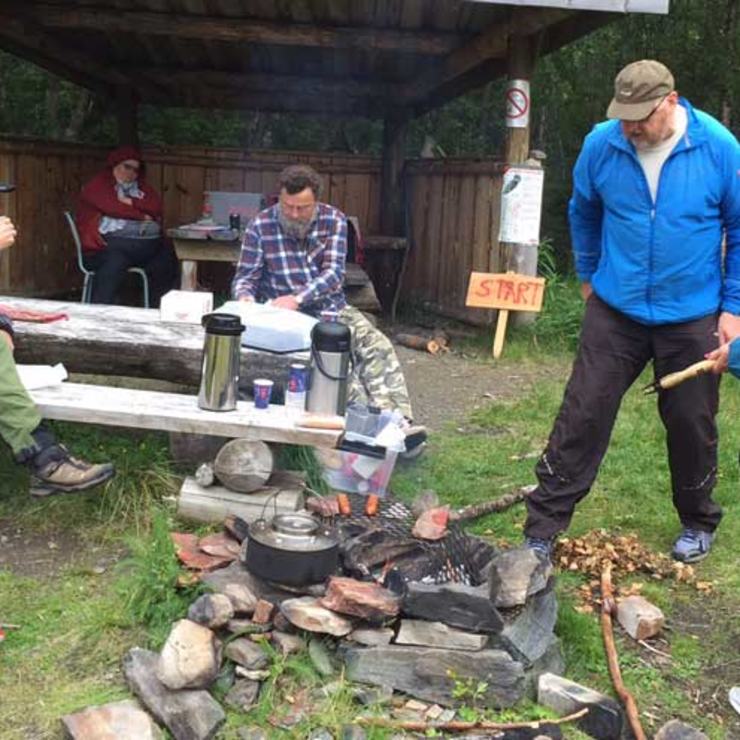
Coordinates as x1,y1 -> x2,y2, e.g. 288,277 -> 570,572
231,203 -> 348,315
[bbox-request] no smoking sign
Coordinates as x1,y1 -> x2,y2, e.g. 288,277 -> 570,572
505,79 -> 530,129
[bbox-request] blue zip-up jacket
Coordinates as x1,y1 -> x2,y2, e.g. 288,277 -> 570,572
730,338 -> 740,379
569,98 -> 740,325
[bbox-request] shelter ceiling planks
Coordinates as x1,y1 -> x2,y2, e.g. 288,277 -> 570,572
1,1 -> 638,118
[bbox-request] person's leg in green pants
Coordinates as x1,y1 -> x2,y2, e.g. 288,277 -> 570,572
0,337 -> 115,496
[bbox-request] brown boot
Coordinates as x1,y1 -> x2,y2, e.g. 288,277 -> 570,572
29,445 -> 115,497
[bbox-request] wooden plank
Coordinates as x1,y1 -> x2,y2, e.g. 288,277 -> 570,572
402,172 -> 429,296
437,173 -> 461,309
29,382 -> 341,447
454,174 -> 477,316
177,476 -> 305,524
422,175 -> 444,305
342,173 -> 371,234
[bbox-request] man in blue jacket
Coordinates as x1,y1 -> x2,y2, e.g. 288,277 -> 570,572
524,60 -> 740,564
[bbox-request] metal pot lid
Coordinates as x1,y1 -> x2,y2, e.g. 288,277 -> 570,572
248,512 -> 337,553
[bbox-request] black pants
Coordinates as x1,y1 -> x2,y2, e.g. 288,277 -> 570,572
83,236 -> 178,308
524,295 -> 722,539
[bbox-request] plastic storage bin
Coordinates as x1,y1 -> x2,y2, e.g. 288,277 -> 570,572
317,447 -> 399,497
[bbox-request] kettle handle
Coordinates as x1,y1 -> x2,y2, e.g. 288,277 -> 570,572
311,344 -> 354,381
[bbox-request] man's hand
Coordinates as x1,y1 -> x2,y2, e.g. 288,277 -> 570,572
580,282 -> 593,301
718,311 -> 740,345
238,295 -> 255,304
0,216 -> 17,251
117,194 -> 133,206
706,342 -> 731,374
1,330 -> 13,352
271,295 -> 300,311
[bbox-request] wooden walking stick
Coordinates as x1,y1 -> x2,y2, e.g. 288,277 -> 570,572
643,359 -> 717,394
600,562 -> 647,740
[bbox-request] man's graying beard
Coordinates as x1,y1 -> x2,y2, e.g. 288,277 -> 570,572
278,205 -> 316,240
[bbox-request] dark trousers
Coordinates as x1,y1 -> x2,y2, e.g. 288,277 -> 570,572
524,295 -> 722,539
83,236 -> 178,308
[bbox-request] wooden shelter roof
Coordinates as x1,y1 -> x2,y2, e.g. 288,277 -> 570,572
0,1 -> 663,119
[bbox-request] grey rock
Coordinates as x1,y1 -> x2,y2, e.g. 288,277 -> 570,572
272,630 -> 306,656
226,618 -> 271,635
348,627 -> 394,646
403,581 -> 504,633
157,620 -> 221,690
237,728 -> 269,740
537,672 -> 623,739
309,637 -> 337,677
494,580 -> 558,665
225,678 -> 261,712
235,665 -> 270,681
61,699 -> 162,740
224,637 -> 269,670
223,582 -> 259,614
654,719 -> 709,740
123,647 -> 225,740
187,593 -> 234,628
344,645 -> 525,707
523,636 -> 565,698
395,619 -> 487,651
308,730 -> 334,740
341,726 -> 368,740
488,546 -> 552,608
352,683 -> 394,706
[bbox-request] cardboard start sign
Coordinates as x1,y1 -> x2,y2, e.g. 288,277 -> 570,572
466,272 -> 545,312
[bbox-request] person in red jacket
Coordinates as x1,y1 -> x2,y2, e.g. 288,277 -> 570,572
76,146 -> 177,306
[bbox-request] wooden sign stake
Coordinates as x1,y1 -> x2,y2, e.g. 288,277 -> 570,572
493,307 -> 509,359
465,270 -> 546,359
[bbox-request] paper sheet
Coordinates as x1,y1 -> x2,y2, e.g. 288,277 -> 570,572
16,363 -> 68,390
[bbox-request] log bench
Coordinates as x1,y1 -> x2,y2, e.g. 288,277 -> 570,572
28,382 -> 341,448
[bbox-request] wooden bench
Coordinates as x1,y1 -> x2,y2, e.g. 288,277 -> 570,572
28,382 -> 341,448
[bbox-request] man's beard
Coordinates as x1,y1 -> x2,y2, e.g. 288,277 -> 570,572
278,207 -> 315,239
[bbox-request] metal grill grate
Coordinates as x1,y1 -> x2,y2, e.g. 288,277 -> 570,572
335,493 -> 490,586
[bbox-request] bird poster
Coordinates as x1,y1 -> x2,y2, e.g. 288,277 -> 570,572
499,166 -> 544,246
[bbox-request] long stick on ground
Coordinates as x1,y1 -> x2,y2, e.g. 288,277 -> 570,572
450,484 -> 536,522
356,707 -> 588,733
600,562 -> 647,740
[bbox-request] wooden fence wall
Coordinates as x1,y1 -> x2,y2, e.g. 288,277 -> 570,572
0,138 -> 381,297
403,159 -> 504,324
0,138 -> 504,324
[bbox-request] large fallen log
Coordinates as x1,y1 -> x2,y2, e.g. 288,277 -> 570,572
4,296 -> 304,388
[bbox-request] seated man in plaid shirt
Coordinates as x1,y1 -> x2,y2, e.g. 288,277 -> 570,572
232,164 -> 424,454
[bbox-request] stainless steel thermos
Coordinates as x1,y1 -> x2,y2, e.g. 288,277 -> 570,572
198,313 -> 245,412
307,321 -> 352,416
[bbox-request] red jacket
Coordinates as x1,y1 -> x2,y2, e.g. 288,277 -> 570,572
76,147 -> 163,253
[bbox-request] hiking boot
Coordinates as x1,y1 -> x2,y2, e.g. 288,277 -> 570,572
29,445 -> 115,497
671,528 -> 715,563
524,535 -> 554,562
398,423 -> 428,461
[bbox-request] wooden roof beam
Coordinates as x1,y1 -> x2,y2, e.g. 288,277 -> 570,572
401,6 -> 571,106
161,89 -> 387,118
24,4 -> 467,55
138,69 -> 403,100
0,11 -> 170,103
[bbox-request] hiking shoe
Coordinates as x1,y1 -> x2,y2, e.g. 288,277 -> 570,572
524,536 -> 554,562
399,424 -> 428,462
671,528 -> 715,563
29,445 -> 115,497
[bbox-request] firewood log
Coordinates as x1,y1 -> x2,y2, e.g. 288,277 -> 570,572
394,332 -> 442,355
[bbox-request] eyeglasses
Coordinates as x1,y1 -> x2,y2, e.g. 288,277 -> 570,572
121,162 -> 140,173
625,97 -> 667,127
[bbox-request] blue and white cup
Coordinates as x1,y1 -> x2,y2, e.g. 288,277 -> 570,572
253,378 -> 274,410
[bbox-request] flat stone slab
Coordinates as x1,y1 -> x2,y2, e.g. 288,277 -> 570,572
61,699 -> 162,740
402,581 -> 504,634
123,647 -> 225,740
344,645 -> 525,707
395,619 -> 487,651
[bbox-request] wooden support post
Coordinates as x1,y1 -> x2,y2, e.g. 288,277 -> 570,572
375,111 -> 409,316
503,34 -> 538,328
115,85 -> 139,146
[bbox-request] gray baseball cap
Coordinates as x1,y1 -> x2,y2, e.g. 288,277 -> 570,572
606,60 -> 675,121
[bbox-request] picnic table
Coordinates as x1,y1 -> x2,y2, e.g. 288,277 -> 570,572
168,229 -> 381,312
